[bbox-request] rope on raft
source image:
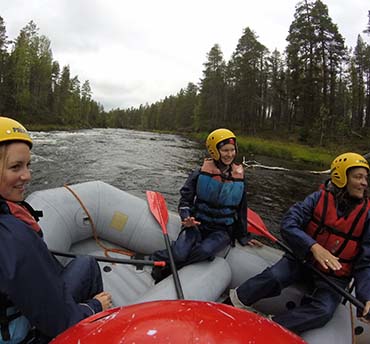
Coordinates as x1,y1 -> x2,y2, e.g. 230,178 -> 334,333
63,184 -> 135,258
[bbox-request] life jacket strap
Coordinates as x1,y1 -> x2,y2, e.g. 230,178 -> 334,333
0,309 -> 22,341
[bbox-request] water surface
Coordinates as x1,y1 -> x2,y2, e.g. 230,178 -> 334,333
29,128 -> 327,233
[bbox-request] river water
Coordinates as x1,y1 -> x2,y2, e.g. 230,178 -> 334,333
28,128 -> 327,234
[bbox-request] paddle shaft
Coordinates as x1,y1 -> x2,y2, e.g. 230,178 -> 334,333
51,250 -> 166,267
270,235 -> 366,311
146,191 -> 184,299
247,217 -> 368,315
162,231 -> 184,299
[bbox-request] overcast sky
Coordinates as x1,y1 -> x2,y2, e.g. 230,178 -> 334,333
1,0 -> 369,111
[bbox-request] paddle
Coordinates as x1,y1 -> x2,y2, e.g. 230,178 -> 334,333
246,208 -> 369,317
146,191 -> 184,299
51,250 -> 166,267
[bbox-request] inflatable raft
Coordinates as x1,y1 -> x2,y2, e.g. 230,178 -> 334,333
25,181 -> 369,344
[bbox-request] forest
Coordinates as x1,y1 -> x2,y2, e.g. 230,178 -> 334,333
1,0 -> 370,149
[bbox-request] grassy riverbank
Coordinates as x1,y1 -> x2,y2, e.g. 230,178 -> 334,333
238,136 -> 334,167
190,132 -> 336,169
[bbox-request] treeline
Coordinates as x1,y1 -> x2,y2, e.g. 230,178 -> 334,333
1,1 -> 370,149
0,19 -> 106,127
107,1 -> 370,147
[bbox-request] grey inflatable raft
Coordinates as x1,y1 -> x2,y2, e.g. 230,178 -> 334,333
26,181 -> 368,344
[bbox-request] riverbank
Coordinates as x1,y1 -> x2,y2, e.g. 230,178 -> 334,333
189,132 -> 335,169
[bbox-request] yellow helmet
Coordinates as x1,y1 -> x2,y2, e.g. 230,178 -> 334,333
206,128 -> 236,161
0,117 -> 32,148
330,152 -> 369,188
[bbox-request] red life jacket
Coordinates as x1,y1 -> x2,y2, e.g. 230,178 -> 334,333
306,190 -> 370,277
6,201 -> 42,234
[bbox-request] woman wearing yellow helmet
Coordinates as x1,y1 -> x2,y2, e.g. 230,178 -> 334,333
230,152 -> 370,334
0,117 -> 112,343
151,128 -> 261,283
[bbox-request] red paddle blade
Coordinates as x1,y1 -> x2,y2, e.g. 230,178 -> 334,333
146,191 -> 169,234
247,208 -> 277,242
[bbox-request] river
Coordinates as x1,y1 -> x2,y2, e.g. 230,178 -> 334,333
28,128 -> 327,234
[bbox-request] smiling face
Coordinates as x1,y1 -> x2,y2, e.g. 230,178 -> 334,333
0,142 -> 31,202
346,167 -> 368,199
218,143 -> 236,166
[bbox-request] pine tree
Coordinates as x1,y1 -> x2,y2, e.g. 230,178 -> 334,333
267,49 -> 287,130
363,10 -> 370,35
81,80 -> 92,125
286,0 -> 346,144
228,27 -> 267,133
352,35 -> 367,130
0,16 -> 9,113
197,44 -> 227,131
58,65 -> 71,124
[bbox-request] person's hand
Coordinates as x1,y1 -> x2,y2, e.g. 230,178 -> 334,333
247,238 -> 263,247
94,291 -> 112,311
310,243 -> 342,271
359,301 -> 370,323
181,216 -> 201,228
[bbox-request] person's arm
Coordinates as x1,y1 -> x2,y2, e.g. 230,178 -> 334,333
353,213 -> 370,321
233,181 -> 263,246
0,218 -> 102,339
233,186 -> 250,244
281,190 -> 343,270
280,191 -> 321,259
360,301 -> 370,323
178,168 -> 200,226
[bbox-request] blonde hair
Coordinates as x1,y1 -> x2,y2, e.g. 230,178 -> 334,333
0,144 -> 10,186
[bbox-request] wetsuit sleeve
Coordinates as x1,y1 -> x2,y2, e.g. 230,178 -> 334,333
280,191 -> 321,259
234,184 -> 252,246
78,299 -> 102,315
0,218 -> 101,339
353,212 -> 370,303
178,168 -> 200,220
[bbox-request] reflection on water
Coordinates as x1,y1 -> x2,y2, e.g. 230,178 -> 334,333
29,128 -> 327,235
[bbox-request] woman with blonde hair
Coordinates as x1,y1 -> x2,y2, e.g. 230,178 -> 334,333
0,117 -> 111,343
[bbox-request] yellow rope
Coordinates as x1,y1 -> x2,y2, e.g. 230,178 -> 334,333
63,184 -> 135,258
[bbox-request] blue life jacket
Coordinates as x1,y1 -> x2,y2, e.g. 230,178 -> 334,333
194,159 -> 245,227
0,304 -> 30,344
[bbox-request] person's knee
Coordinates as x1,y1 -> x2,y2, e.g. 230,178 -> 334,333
261,266 -> 281,285
77,255 -> 98,268
197,244 -> 217,259
74,255 -> 92,264
268,264 -> 292,287
73,256 -> 101,279
311,304 -> 336,327
311,311 -> 333,329
172,249 -> 189,263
